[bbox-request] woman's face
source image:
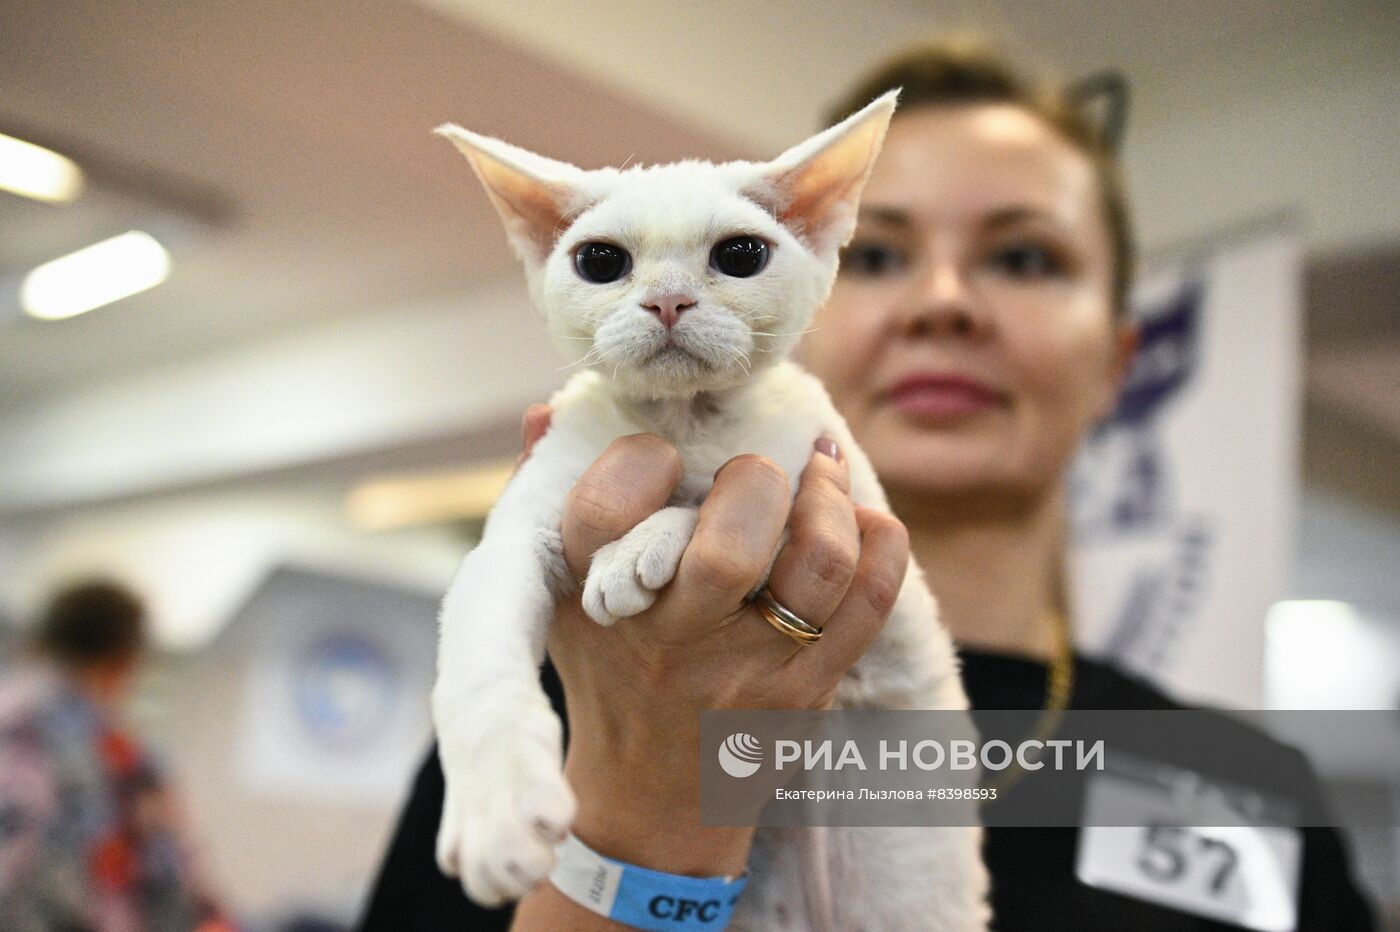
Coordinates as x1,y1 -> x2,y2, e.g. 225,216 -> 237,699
795,103 -> 1136,502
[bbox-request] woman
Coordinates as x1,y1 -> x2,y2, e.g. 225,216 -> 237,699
362,40 -> 1373,930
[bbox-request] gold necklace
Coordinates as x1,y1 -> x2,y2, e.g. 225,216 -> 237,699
980,611 -> 1076,795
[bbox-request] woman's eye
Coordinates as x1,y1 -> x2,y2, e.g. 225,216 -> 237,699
710,236 -> 769,278
840,241 -> 907,277
574,242 -> 632,283
989,243 -> 1065,279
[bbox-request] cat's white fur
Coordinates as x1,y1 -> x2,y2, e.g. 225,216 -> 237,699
432,92 -> 991,931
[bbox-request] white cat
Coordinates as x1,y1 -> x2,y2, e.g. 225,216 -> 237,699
432,92 -> 991,931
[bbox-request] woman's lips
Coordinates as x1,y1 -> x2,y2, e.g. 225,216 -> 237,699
884,373 -> 1008,419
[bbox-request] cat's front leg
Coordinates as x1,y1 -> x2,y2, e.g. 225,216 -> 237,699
433,525 -> 576,906
581,504 -> 699,626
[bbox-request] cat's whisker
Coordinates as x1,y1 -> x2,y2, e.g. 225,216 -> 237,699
523,311 -> 595,344
555,345 -> 605,372
748,328 -> 820,338
722,347 -> 752,376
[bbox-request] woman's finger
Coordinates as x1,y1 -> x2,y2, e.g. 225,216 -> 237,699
664,455 -> 792,628
792,505 -> 910,681
521,404 -> 552,459
512,403 -> 553,473
763,437 -> 858,630
560,434 -> 682,582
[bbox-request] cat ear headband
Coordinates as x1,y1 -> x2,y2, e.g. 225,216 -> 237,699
1066,69 -> 1130,153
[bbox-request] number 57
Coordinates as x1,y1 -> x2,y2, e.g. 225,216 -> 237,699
1138,825 -> 1239,895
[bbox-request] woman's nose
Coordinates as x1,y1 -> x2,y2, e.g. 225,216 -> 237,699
901,260 -> 986,338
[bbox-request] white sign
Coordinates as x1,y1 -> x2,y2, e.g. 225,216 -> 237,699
233,566 -> 437,803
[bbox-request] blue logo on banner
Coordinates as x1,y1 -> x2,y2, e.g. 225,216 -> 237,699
1071,279 -> 1216,675
1112,283 -> 1203,429
1073,282 -> 1205,538
293,634 -> 397,745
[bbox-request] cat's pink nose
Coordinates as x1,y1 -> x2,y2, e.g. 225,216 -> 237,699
641,292 -> 697,330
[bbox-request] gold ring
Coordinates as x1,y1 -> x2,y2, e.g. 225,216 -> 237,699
753,586 -> 822,645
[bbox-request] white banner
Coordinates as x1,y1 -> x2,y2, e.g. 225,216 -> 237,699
1069,224 -> 1303,709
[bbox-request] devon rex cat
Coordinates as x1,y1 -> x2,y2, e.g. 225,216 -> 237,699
432,91 -> 990,930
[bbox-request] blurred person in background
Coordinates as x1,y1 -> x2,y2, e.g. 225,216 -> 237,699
364,38 -> 1374,931
0,579 -> 233,932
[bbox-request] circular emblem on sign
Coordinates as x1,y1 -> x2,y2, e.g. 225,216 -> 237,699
293,634 -> 396,745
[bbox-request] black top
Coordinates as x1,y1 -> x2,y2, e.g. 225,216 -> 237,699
359,652 -> 1375,931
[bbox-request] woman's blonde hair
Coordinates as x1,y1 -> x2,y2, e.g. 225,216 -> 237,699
826,37 -> 1136,319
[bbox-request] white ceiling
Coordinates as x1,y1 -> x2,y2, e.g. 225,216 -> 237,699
424,0 -> 1395,148
0,0 -> 740,403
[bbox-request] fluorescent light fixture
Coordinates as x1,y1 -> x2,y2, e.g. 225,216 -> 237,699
0,131 -> 84,203
22,231 -> 171,321
346,462 -> 516,530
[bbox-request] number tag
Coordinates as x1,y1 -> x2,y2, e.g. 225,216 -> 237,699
1075,765 -> 1302,931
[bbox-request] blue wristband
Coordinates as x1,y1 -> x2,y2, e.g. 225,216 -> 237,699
548,833 -> 748,930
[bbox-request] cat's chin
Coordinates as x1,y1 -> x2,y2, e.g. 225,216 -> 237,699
648,343 -> 704,367
600,353 -> 752,400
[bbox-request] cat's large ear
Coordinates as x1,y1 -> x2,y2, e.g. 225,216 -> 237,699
747,90 -> 899,258
436,125 -> 587,265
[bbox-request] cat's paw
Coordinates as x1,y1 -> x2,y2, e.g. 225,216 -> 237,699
582,505 -> 699,625
435,699 -> 575,907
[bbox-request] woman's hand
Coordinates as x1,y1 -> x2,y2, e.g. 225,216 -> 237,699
510,407 -> 910,925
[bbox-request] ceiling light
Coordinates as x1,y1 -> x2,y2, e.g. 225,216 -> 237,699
0,131 -> 84,203
346,462 -> 516,530
21,231 -> 171,321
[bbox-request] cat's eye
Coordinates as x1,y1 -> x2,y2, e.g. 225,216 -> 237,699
710,236 -> 769,278
574,242 -> 632,283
